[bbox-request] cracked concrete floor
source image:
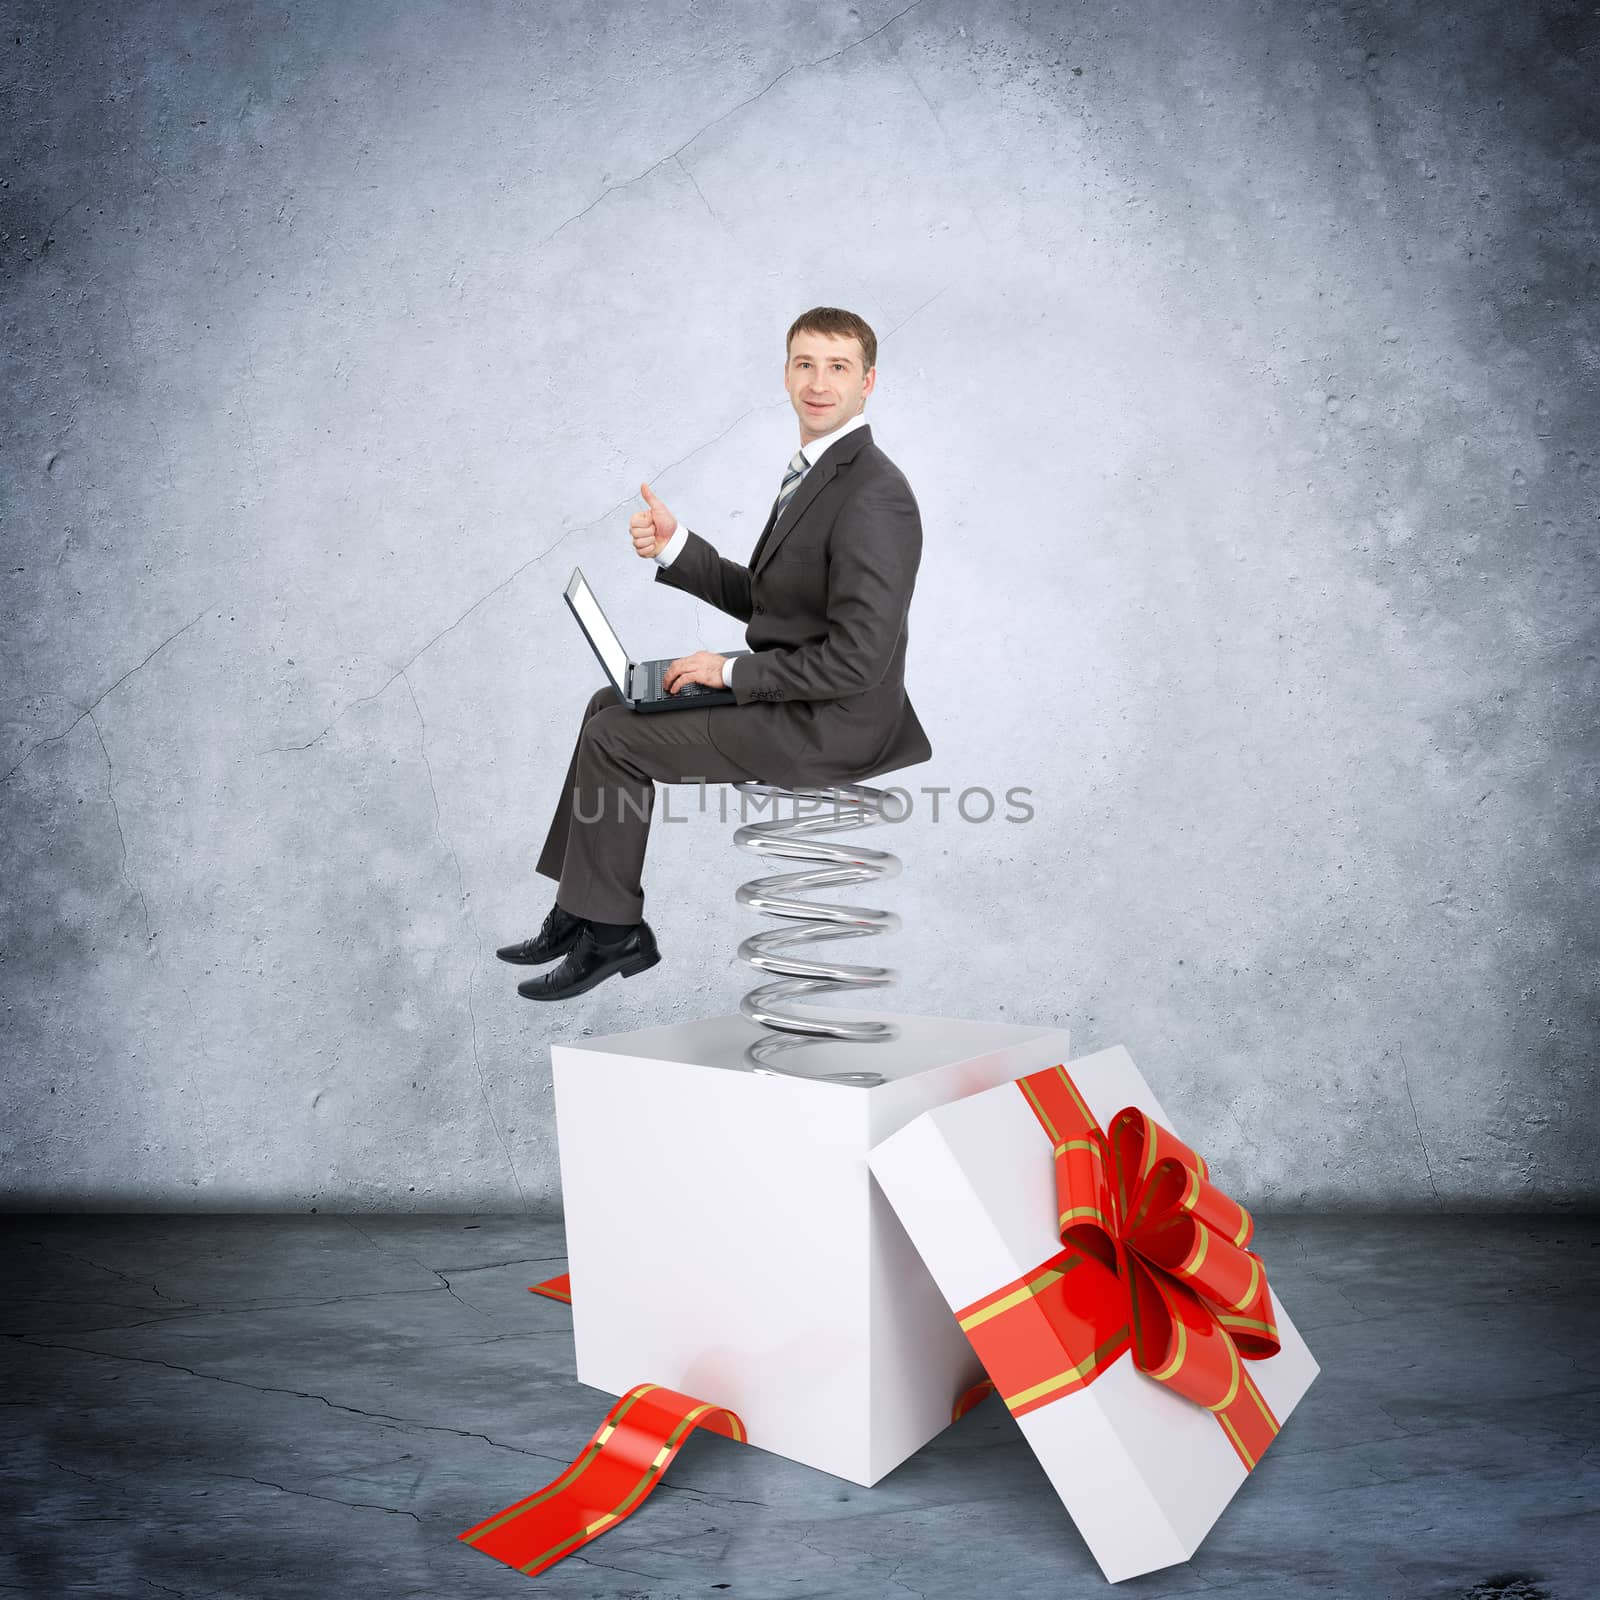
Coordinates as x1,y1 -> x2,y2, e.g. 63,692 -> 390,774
2,1214 -> 1594,1599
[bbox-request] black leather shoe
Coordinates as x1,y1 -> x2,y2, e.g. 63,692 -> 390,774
496,902 -> 584,965
517,922 -> 660,1001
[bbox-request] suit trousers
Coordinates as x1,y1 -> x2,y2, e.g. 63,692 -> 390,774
535,684 -> 762,924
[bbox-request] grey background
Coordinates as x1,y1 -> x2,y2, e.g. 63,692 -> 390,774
2,0 -> 1594,1213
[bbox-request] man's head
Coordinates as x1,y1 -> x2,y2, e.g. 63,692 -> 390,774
784,307 -> 877,444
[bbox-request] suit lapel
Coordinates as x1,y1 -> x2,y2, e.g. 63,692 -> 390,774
747,494 -> 785,573
751,423 -> 873,576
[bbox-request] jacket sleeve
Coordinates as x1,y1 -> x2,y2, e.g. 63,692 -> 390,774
732,478 -> 921,705
652,529 -> 753,623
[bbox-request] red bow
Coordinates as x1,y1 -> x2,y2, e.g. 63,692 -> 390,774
1041,1078 -> 1279,1419
956,1066 -> 1282,1470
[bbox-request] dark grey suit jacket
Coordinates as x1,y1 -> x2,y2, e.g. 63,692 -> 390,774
653,422 -> 933,787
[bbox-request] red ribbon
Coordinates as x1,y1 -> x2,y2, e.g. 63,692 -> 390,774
458,1382 -> 746,1579
953,1065 -> 1282,1469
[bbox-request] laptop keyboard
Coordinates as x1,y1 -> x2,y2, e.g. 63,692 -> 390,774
639,662 -> 713,700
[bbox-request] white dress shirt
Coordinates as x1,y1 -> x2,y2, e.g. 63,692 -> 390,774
655,411 -> 872,687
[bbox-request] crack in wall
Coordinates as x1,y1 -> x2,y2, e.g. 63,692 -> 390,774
648,399 -> 783,495
146,415 -> 177,495
889,52 -> 994,248
674,154 -> 725,230
2,600 -> 215,786
259,398 -> 785,757
55,690 -> 224,1181
536,0 -> 931,249
399,673 -> 529,1215
881,285 -> 949,343
87,706 -> 152,942
45,686 -> 224,1184
1397,1046 -> 1443,1205
256,511 -> 606,756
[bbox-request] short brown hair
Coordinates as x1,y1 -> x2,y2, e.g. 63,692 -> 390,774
785,306 -> 877,375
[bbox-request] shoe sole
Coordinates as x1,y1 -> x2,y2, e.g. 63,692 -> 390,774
518,946 -> 660,1000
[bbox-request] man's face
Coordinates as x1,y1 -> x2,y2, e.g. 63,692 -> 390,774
784,331 -> 876,443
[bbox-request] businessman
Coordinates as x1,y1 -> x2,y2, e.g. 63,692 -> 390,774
500,306 -> 932,1001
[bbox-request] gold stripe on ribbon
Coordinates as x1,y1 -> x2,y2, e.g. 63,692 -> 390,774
1230,1252 -> 1262,1314
1059,1205 -> 1112,1230
1003,1329 -> 1130,1412
959,1259 -> 1078,1332
527,1402 -> 726,1573
466,1386 -> 659,1541
1053,1065 -> 1098,1130
1146,1314 -> 1189,1384
1020,1076 -> 1063,1144
1204,1337 -> 1244,1416
1217,1314 -> 1277,1336
1217,1411 -> 1257,1470
1243,1371 -> 1279,1431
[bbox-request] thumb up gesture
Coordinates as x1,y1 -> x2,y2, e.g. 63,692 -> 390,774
629,481 -> 678,559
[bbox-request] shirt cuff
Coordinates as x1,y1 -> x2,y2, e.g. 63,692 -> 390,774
655,524 -> 689,567
721,655 -> 736,688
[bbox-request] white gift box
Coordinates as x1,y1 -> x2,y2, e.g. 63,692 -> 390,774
867,1044 -> 1320,1583
551,1008 -> 1073,1486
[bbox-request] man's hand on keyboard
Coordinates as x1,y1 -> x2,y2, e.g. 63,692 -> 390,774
663,652 -> 728,694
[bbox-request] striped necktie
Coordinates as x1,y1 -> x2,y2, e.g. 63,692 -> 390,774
774,448 -> 808,518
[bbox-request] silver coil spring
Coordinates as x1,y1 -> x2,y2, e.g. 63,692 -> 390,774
731,780 -> 903,1086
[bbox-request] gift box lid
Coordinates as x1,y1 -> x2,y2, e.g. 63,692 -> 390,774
867,1043 -> 1319,1585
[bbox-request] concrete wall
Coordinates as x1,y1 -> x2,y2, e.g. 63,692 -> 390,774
3,0 -> 1594,1212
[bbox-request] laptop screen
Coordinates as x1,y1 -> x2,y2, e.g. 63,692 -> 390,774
565,570 -> 631,695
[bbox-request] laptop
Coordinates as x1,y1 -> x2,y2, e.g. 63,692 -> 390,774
564,567 -> 751,713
